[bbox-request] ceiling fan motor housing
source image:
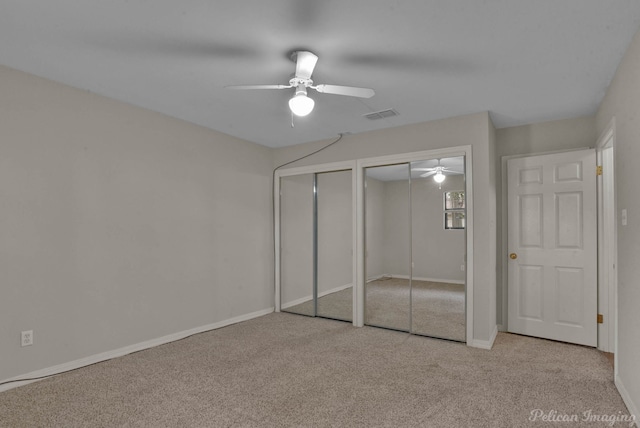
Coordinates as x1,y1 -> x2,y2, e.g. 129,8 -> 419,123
289,77 -> 313,88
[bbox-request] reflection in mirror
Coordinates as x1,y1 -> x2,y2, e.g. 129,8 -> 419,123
364,163 -> 411,331
280,174 -> 314,316
316,170 -> 353,322
410,156 -> 466,341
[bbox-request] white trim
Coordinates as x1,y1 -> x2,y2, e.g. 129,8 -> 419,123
366,274 -> 389,283
465,150 -> 474,347
469,325 -> 498,350
281,283 -> 353,309
595,117 -> 617,354
320,283 -> 353,298
352,167 -> 359,325
384,274 -> 465,285
275,146 -> 473,342
281,296 -> 313,310
0,307 -> 274,393
500,147 -> 591,332
356,164 -> 366,326
274,174 -> 281,312
276,161 -> 355,177
615,375 -> 639,423
500,157 -> 508,331
357,146 -> 474,345
274,160 -> 358,324
356,147 -> 470,169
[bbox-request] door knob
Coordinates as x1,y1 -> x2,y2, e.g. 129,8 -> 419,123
509,253 -> 518,260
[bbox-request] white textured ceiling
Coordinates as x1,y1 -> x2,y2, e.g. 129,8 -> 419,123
2,1 -> 640,148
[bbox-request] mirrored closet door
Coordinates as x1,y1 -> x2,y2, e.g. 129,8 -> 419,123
317,170 -> 353,322
280,170 -> 353,323
280,173 -> 315,316
364,157 -> 466,342
410,157 -> 466,341
364,164 -> 411,331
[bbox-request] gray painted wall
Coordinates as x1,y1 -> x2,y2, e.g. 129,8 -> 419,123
495,116 -> 597,326
596,27 -> 640,416
0,65 -> 274,382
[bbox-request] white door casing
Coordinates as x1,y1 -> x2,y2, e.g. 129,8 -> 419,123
507,149 -> 597,346
596,120 -> 617,354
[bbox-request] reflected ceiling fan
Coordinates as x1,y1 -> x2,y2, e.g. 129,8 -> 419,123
225,51 -> 375,117
412,160 -> 463,184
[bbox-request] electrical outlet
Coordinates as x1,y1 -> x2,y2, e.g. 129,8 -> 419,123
21,330 -> 33,347
460,264 -> 465,271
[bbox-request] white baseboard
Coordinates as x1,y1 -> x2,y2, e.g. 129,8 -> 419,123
0,307 -> 274,393
319,283 -> 353,298
386,274 -> 465,285
281,295 -> 312,309
281,283 -> 353,309
615,374 -> 639,422
468,325 -> 498,350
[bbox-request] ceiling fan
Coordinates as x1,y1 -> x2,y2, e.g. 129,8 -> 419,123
225,51 -> 375,117
412,160 -> 463,184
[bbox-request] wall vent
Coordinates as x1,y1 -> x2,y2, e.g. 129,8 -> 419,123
363,109 -> 399,120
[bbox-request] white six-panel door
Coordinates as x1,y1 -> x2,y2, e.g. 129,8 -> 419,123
507,149 -> 597,346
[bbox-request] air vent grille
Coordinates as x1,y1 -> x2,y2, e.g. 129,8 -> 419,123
363,109 -> 399,120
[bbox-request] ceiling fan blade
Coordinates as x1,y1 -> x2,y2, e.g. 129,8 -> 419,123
411,167 -> 436,172
225,84 -> 292,90
420,171 -> 437,178
313,84 -> 375,98
294,51 -> 318,80
444,170 -> 464,175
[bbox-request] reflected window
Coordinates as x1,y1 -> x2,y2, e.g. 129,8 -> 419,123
444,191 -> 465,229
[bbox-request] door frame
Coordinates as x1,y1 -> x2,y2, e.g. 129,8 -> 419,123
356,146 -> 473,344
274,161 -> 358,319
500,144 -> 614,350
500,148 -> 589,332
595,118 -> 617,354
505,149 -> 597,346
274,145 -> 474,345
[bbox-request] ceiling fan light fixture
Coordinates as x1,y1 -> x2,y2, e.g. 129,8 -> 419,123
433,171 -> 446,183
289,85 -> 315,116
226,51 -> 375,121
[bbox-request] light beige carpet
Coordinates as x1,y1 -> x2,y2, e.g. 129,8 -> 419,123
0,313 -> 633,427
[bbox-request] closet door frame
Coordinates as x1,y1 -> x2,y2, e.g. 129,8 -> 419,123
357,146 -> 473,344
275,161 -> 358,323
274,145 -> 473,344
